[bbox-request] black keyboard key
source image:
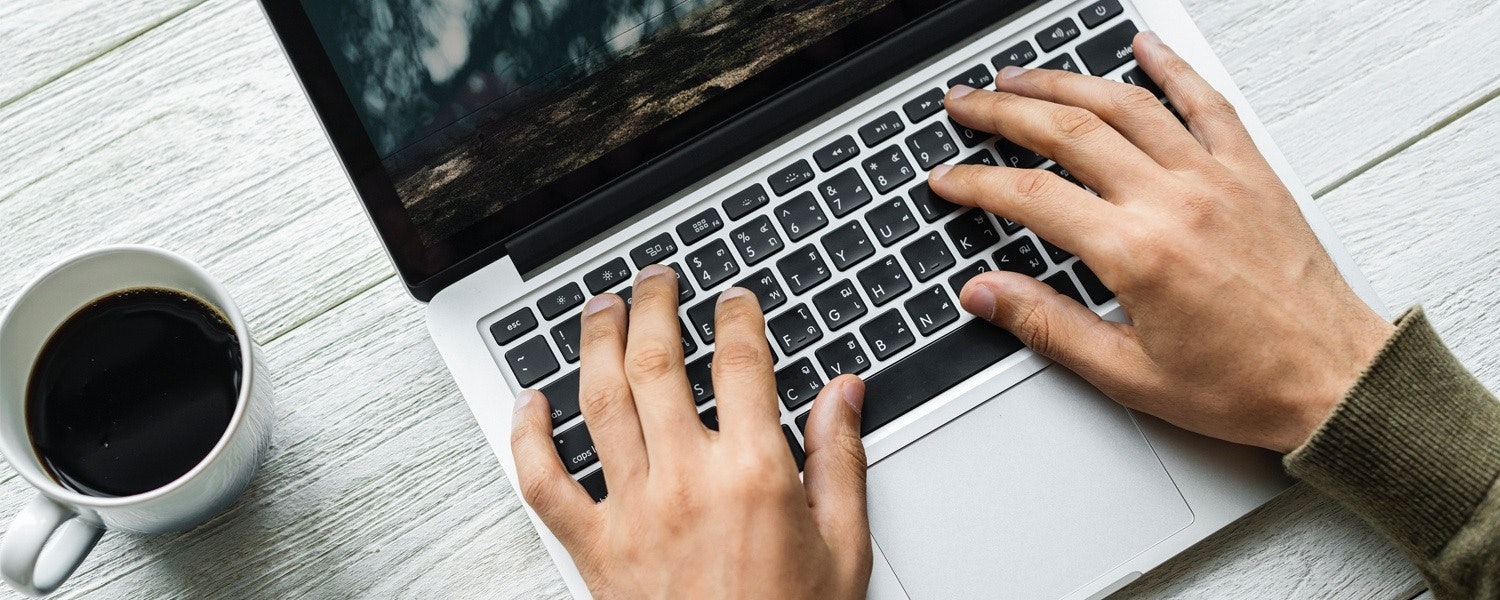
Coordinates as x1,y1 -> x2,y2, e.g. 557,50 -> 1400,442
950,119 -> 989,148
668,263 -> 696,303
783,425 -> 806,472
904,121 -> 960,171
776,245 -> 832,295
1039,52 -> 1082,74
537,284 -> 585,320
551,315 -> 582,363
617,286 -> 633,309
858,111 -> 906,147
948,261 -> 992,295
818,168 -> 873,218
1048,163 -> 1085,188
905,286 -> 960,336
796,411 -> 810,433
1040,237 -> 1072,264
997,214 -> 1024,235
865,198 -> 919,247
813,280 -> 868,331
541,370 -> 581,427
687,352 -> 715,404
943,209 -> 1002,258
554,422 -> 598,474
629,233 -> 679,269
776,358 -> 824,410
996,137 -> 1047,169
490,307 -> 537,346
1121,66 -> 1164,99
1044,271 -> 1087,305
907,182 -> 959,223
947,64 -> 994,90
861,321 -> 1024,435
816,334 -> 872,378
821,222 -> 876,270
679,319 -> 698,356
688,294 -> 721,343
1078,21 -> 1139,76
505,336 -> 558,387
724,184 -> 771,220
902,88 -> 946,123
1080,0 -> 1123,28
584,258 -> 631,294
994,237 -> 1048,277
579,469 -> 607,503
1073,262 -> 1115,305
861,310 -> 915,360
993,40 -> 1039,70
960,148 -> 1000,167
687,239 -> 741,289
700,406 -> 719,431
774,191 -> 829,242
1036,17 -> 1081,52
769,160 -> 816,197
735,269 -> 788,314
863,145 -> 916,194
858,256 -> 913,306
769,303 -> 824,355
730,215 -> 784,265
813,135 -> 861,171
677,208 -> 725,244
901,231 -> 957,282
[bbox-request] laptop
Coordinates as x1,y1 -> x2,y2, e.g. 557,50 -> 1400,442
258,0 -> 1385,597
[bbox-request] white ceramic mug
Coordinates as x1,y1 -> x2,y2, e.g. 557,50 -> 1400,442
0,246 -> 274,596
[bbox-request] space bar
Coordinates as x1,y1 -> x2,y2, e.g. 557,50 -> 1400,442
861,320 -> 1025,436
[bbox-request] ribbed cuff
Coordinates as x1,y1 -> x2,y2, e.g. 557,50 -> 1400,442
1285,306 -> 1500,559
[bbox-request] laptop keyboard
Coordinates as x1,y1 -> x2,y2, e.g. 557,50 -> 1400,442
489,0 -> 1156,501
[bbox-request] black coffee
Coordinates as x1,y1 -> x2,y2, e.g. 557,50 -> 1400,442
26,288 -> 241,497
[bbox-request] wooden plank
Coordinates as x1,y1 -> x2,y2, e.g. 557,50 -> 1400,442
1119,94 -> 1500,599
0,0 -> 201,107
0,0 -> 391,344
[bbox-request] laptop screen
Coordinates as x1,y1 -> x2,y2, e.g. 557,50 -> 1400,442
298,0 -> 952,249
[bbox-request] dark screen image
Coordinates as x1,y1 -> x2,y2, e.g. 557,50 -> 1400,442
303,0 -> 896,245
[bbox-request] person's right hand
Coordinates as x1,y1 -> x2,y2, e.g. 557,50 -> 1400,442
929,32 -> 1393,453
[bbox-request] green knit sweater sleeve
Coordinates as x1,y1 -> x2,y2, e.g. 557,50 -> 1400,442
1284,306 -> 1500,599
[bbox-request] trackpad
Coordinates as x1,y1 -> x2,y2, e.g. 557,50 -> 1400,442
867,365 -> 1193,599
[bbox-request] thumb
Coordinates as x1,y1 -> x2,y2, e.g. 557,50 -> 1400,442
801,375 -> 872,569
960,270 -> 1148,389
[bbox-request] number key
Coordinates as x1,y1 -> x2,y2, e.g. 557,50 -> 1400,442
687,240 -> 741,289
904,121 -> 959,171
818,169 -> 873,217
862,145 -> 915,194
730,216 -> 784,265
774,191 -> 828,242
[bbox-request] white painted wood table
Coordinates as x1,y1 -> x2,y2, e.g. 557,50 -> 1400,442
1,0 -> 1496,597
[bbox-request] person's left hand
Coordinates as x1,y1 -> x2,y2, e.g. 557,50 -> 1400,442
509,264 -> 872,598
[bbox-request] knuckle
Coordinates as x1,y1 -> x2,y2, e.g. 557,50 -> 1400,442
626,343 -> 679,382
1109,84 -> 1161,117
581,385 -> 629,423
714,338 -> 769,373
519,474 -> 559,513
1013,300 -> 1055,357
1051,107 -> 1106,143
1010,169 -> 1057,205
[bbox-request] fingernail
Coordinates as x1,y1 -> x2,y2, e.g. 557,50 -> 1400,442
636,263 -> 671,284
998,66 -> 1027,79
961,284 -> 998,320
929,164 -> 952,181
948,84 -> 975,100
840,379 -> 864,415
584,294 -> 616,315
515,389 -> 539,413
1142,30 -> 1164,47
719,286 -> 752,305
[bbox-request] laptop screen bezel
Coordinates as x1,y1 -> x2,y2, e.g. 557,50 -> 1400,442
260,0 -> 1034,300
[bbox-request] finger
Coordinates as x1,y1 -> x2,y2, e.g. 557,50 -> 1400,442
578,294 -> 648,481
622,265 -> 704,459
992,65 -> 1209,172
928,163 -> 1115,265
1132,31 -> 1260,166
944,85 -> 1163,196
802,376 -> 872,559
510,390 -> 599,546
710,287 -> 783,442
960,271 -> 1154,392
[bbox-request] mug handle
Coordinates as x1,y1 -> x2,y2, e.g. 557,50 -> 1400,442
0,495 -> 103,596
